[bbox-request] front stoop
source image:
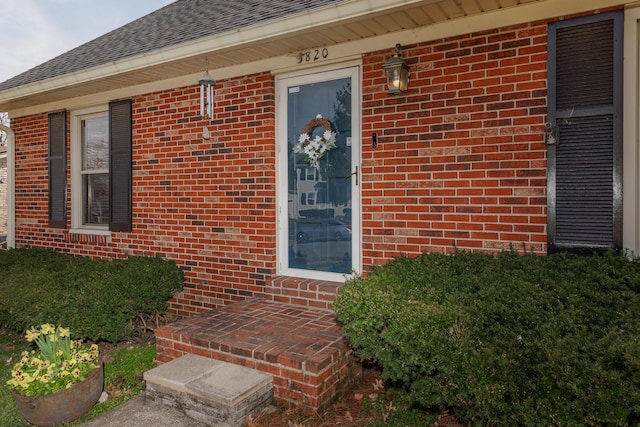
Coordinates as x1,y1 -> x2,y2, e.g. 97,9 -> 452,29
144,353 -> 273,427
155,298 -> 360,415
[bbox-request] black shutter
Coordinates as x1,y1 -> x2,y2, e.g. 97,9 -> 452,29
547,11 -> 623,253
48,111 -> 67,229
109,100 -> 132,232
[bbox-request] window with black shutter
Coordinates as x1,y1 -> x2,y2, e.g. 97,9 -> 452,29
547,11 -> 623,253
65,101 -> 132,232
48,111 -> 67,229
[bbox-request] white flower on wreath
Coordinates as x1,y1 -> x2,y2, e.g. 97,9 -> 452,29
293,115 -> 337,169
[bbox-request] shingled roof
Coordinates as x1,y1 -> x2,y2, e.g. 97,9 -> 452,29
1,0 -> 558,113
0,0 -> 348,92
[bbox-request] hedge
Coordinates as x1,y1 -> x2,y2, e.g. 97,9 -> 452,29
0,248 -> 184,343
334,250 -> 640,426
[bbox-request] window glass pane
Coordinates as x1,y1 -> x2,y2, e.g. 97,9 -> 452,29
83,173 -> 110,225
82,116 -> 109,171
287,78 -> 352,274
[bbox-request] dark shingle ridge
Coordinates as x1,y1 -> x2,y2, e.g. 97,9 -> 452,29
0,0 -> 348,92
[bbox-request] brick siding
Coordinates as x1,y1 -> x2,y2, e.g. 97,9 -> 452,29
10,19 -> 548,318
361,22 -> 548,266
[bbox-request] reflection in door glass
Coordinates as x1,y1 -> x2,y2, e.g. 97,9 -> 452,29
288,78 -> 352,274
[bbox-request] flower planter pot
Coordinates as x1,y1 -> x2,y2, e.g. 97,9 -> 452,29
13,363 -> 104,427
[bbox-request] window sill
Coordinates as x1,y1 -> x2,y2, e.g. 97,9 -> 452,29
69,228 -> 111,236
66,229 -> 111,245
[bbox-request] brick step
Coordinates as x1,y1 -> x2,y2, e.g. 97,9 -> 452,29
155,298 -> 360,415
144,354 -> 273,427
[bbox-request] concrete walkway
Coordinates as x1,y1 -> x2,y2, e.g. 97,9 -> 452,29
82,353 -> 272,427
80,395 -> 208,427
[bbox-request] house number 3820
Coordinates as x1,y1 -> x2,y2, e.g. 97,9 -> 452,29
298,48 -> 329,64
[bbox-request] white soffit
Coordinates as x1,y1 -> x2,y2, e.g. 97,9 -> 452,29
0,0 -> 626,114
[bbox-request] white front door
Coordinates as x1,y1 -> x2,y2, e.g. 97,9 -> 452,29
277,66 -> 361,281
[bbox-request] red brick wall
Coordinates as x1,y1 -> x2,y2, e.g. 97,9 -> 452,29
11,73 -> 277,318
361,22 -> 548,267
10,20 -> 548,318
127,73 -> 277,317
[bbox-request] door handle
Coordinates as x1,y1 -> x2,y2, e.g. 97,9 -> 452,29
345,166 -> 358,185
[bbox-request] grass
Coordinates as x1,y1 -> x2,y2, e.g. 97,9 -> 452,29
0,329 -> 30,427
0,328 -> 156,427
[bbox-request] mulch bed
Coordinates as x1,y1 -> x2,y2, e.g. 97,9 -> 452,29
247,363 -> 464,427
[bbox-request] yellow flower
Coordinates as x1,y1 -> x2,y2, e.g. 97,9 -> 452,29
25,328 -> 40,342
7,325 -> 102,396
40,324 -> 55,335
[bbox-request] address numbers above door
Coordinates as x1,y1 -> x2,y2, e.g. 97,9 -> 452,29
298,48 -> 329,64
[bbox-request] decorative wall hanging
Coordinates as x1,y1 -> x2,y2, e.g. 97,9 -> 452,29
293,115 -> 337,169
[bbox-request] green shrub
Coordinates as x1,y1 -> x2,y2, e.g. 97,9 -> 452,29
334,250 -> 640,426
0,248 -> 184,343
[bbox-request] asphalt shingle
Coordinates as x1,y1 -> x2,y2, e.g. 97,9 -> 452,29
0,0 -> 348,92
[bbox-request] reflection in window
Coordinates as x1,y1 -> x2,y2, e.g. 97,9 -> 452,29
306,169 -> 317,180
81,116 -> 109,225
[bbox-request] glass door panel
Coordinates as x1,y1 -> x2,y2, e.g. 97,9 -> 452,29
279,68 -> 359,277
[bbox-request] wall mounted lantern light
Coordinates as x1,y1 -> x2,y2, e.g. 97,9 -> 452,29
382,44 -> 410,95
199,58 -> 216,121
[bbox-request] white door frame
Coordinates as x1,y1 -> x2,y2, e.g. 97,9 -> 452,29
276,64 -> 362,281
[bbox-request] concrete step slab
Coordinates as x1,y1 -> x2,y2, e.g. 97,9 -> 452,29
144,354 -> 273,427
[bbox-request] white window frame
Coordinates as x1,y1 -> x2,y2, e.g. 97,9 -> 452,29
70,106 -> 111,235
